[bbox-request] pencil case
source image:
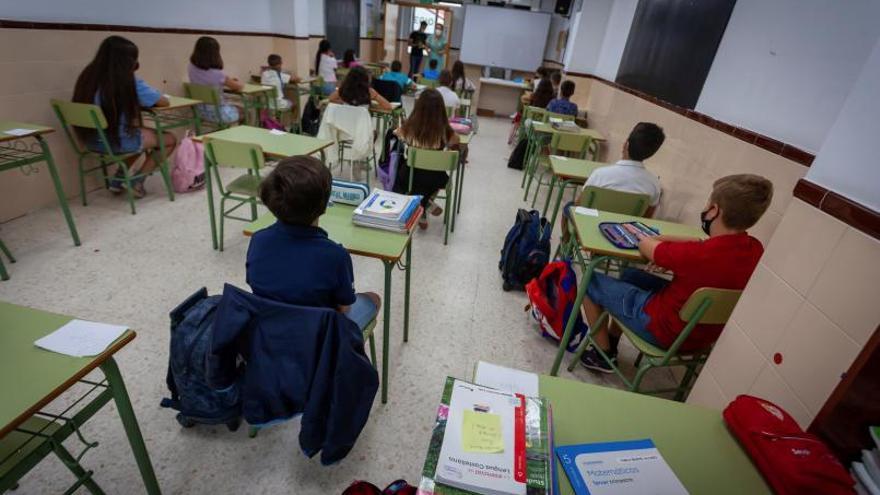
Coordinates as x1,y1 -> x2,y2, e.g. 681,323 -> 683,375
598,222 -> 659,249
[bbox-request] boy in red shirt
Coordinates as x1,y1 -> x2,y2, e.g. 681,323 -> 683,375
579,174 -> 774,372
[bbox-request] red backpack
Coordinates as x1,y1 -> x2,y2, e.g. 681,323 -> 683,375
723,395 -> 854,495
525,260 -> 589,351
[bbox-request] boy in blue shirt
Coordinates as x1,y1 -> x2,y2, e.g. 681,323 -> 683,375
547,80 -> 578,116
422,59 -> 440,81
379,60 -> 414,91
246,156 -> 380,330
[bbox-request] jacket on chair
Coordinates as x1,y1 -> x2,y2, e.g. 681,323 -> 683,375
207,284 -> 378,465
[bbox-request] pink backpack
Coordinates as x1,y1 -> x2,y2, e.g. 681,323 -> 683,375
171,132 -> 206,193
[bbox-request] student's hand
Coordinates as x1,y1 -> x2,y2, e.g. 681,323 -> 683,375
154,95 -> 171,107
637,235 -> 661,262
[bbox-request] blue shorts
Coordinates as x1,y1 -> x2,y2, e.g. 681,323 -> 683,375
345,293 -> 379,331
198,103 -> 240,124
322,82 -> 336,96
586,268 -> 667,348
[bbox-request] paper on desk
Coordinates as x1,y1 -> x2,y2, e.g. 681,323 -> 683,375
34,319 -> 127,357
574,207 -> 599,217
3,128 -> 36,137
474,361 -> 539,397
553,155 -> 569,160
269,129 -> 286,135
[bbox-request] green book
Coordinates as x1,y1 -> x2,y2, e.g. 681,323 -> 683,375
417,377 -> 555,495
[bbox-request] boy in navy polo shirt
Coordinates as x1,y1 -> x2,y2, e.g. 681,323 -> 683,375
246,156 -> 380,330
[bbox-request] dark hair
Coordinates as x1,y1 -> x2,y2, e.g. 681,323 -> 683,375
551,71 -> 562,85
560,80 -> 575,98
420,21 -> 428,27
259,156 -> 332,226
400,89 -> 453,149
438,70 -> 453,88
190,36 -> 223,70
710,174 -> 774,230
267,54 -> 282,67
73,35 -> 140,147
391,60 -> 402,72
536,67 -> 549,79
626,122 -> 666,161
530,79 -> 555,109
429,59 -> 438,70
451,60 -> 467,90
343,49 -> 356,67
316,40 -> 332,75
338,66 -> 372,106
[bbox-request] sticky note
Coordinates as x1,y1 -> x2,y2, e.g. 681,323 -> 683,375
462,409 -> 504,454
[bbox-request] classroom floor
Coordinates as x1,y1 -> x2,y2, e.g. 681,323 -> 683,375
0,117 -> 676,494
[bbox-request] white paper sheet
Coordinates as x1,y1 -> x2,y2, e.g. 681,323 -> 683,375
34,319 -> 127,357
574,207 -> 599,217
474,361 -> 540,397
3,128 -> 36,137
269,129 -> 286,135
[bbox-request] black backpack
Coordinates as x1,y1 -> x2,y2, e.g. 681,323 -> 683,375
160,287 -> 241,430
507,138 -> 529,170
372,79 -> 403,103
300,97 -> 322,136
499,209 -> 552,291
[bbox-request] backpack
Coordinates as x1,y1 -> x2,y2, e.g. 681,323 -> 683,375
171,131 -> 206,193
377,127 -> 404,191
160,287 -> 242,430
525,260 -> 589,351
498,209 -> 552,291
507,138 -> 528,170
260,109 -> 285,131
300,97 -> 321,136
449,116 -> 473,135
723,395 -> 853,495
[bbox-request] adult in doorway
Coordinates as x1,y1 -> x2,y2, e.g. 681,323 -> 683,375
408,21 -> 429,77
426,23 -> 448,72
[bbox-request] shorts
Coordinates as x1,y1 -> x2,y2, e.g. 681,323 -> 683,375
586,268 -> 667,348
198,103 -> 240,124
322,82 -> 336,96
345,293 -> 379,331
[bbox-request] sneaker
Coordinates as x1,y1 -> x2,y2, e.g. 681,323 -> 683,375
107,171 -> 125,194
579,347 -> 615,374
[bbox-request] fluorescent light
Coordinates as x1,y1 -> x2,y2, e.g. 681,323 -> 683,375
438,1 -> 463,7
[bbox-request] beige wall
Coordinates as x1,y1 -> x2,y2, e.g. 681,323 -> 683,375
0,28 -> 302,223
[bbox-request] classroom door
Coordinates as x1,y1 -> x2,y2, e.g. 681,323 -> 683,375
326,0 -> 360,59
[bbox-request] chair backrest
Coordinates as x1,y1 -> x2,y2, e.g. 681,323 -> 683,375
579,186 -> 651,216
372,79 -> 402,103
524,106 -> 549,123
407,147 -> 458,172
679,288 -> 742,325
550,132 -> 591,156
421,78 -> 439,89
336,67 -> 350,81
204,138 -> 265,170
50,99 -> 108,130
547,111 -> 576,122
184,82 -> 221,105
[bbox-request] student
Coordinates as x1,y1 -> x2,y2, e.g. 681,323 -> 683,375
329,66 -> 392,110
341,49 -> 362,69
188,36 -> 244,124
450,60 -> 476,94
528,78 -> 555,109
408,20 -> 429,77
247,156 -> 381,331
73,35 -> 175,198
560,123 -> 665,243
436,70 -> 461,110
550,71 -> 562,96
547,80 -> 578,116
261,53 -> 299,111
316,40 -> 338,96
378,60 -> 414,91
422,59 -> 440,81
532,67 -> 550,90
393,88 -> 460,229
577,174 -> 773,372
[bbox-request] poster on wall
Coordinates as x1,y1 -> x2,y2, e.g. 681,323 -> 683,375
383,3 -> 399,63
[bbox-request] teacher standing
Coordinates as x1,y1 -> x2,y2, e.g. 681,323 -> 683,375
426,23 -> 448,71
408,21 -> 429,77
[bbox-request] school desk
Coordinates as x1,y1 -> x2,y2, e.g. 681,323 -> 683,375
194,126 -> 333,250
242,203 -> 414,405
477,77 -> 531,116
0,302 -> 160,494
225,83 -> 273,126
453,132 -> 473,219
523,123 -> 606,202
369,101 -> 404,140
549,210 -> 704,376
0,122 -> 80,247
544,157 -> 607,227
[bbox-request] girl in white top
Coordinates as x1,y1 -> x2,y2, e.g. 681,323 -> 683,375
436,70 -> 461,110
315,40 -> 338,95
450,60 -> 476,94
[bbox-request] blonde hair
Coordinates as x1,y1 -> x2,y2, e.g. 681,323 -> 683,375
710,174 -> 773,230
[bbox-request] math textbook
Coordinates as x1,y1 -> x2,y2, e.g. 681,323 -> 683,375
418,377 -> 554,495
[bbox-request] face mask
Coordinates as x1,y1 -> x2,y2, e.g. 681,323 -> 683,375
700,209 -> 715,235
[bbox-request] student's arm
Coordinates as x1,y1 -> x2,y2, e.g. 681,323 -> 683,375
153,95 -> 171,107
224,75 -> 245,91
644,205 -> 656,218
334,253 -> 357,314
636,235 -> 662,262
447,131 -> 461,150
370,88 -> 392,110
328,90 -> 343,104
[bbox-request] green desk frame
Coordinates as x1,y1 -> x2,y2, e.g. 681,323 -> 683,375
522,123 -> 605,202
143,95 -> 202,183
0,123 -> 80,249
243,204 -> 413,404
226,84 -> 273,127
544,157 -> 606,228
0,302 -> 160,494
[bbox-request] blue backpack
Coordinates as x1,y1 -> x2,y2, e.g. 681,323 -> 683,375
161,288 -> 242,430
499,209 -> 552,291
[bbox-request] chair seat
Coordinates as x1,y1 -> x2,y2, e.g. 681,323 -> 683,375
226,174 -> 261,196
616,320 -> 668,357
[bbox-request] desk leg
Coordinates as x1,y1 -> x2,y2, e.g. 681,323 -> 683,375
205,157 -> 218,250
456,152 -> 465,215
38,137 -> 81,246
100,357 -> 161,495
548,179 -> 569,230
542,175 -> 557,217
549,255 -> 609,376
403,241 -> 412,343
193,107 -> 202,135
381,260 -> 393,404
153,119 -> 175,202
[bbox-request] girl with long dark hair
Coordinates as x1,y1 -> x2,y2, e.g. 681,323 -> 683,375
187,36 -> 245,124
450,60 -> 475,94
329,66 -> 391,110
316,40 -> 338,96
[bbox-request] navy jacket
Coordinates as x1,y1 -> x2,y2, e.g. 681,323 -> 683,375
207,284 -> 378,464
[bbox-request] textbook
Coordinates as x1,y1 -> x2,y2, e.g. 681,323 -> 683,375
556,439 -> 688,495
418,377 -> 554,495
352,189 -> 422,233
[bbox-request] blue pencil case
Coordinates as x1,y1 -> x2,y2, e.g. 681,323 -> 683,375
598,221 -> 659,249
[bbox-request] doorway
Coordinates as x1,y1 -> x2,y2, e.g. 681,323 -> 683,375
325,0 -> 361,59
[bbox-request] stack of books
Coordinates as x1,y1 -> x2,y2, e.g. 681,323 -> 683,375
852,426 -> 880,495
352,189 -> 422,233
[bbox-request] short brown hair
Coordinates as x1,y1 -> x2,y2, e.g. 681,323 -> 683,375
710,174 -> 774,230
438,69 -> 453,88
259,156 -> 331,226
560,80 -> 575,98
190,36 -> 223,70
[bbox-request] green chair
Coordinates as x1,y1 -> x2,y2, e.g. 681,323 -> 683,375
457,88 -> 475,118
556,186 -> 651,260
516,105 -> 550,145
527,131 -> 592,206
336,68 -> 351,82
0,237 -> 13,281
184,83 -> 231,132
546,111 -> 576,122
420,78 -> 439,89
567,288 -> 742,401
406,147 -> 460,245
51,99 -> 175,215
264,85 -> 300,134
204,138 -> 265,251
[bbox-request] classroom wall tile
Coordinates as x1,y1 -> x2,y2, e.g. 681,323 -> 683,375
807,228 -> 880,346
705,320 -> 766,398
762,199 -> 847,296
772,302 -> 860,415
749,363 -> 813,428
730,264 -> 804,358
686,371 -> 730,410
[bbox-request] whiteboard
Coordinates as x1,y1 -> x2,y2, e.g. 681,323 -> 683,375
460,5 -> 552,72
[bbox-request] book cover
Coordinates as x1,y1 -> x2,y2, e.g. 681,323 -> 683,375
862,449 -> 880,485
356,189 -> 416,218
556,439 -> 688,495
